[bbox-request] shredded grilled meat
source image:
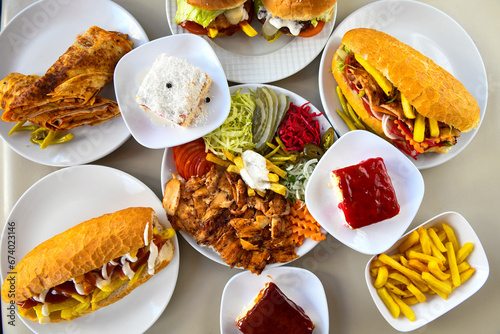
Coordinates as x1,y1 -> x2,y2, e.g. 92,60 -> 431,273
164,165 -> 298,274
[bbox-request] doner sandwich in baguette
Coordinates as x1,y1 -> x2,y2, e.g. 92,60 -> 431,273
1,207 -> 175,324
332,28 -> 480,158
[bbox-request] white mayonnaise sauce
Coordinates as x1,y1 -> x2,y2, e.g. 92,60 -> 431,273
258,7 -> 303,36
147,242 -> 159,275
121,261 -> 135,280
33,289 -> 49,303
144,222 -> 150,246
71,278 -> 86,295
240,150 -> 270,192
41,303 -> 50,317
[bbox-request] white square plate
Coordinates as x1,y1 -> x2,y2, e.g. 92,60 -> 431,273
305,130 -> 424,254
365,211 -> 490,332
114,34 -> 230,149
220,267 -> 328,334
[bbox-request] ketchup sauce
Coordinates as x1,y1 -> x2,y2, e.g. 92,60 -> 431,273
333,157 -> 400,229
236,282 -> 314,334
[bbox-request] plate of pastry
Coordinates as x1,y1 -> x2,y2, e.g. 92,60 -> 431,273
0,0 -> 149,166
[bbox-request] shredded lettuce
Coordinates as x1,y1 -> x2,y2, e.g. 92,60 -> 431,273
174,0 -> 224,27
203,89 -> 256,158
282,158 -> 318,202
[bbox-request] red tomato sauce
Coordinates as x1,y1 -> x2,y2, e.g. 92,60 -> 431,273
333,157 -> 400,229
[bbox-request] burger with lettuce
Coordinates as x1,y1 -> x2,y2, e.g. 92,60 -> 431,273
174,0 -> 257,38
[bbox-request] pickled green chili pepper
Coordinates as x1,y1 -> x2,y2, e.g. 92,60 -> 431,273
303,143 -> 324,160
320,127 -> 335,151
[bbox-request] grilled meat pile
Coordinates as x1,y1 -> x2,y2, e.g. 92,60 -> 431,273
163,165 -> 298,274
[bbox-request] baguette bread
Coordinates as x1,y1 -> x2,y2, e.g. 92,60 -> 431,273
1,207 -> 175,323
332,28 -> 480,157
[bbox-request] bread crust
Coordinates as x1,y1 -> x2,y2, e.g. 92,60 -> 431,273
340,28 -> 480,132
1,207 -> 156,303
186,0 -> 247,11
20,238 -> 174,323
262,0 -> 337,21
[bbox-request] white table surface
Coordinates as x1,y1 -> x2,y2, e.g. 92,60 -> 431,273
1,0 -> 499,333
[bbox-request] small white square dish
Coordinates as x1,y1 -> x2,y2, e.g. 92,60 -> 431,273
220,267 -> 329,334
305,130 -> 424,254
114,34 -> 230,149
365,211 -> 489,332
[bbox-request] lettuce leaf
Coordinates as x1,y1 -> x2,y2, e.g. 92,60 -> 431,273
174,0 -> 224,28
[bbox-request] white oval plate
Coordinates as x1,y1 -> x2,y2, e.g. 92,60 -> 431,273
166,0 -> 337,83
305,130 -> 424,255
318,0 -> 487,169
0,165 -> 180,334
220,267 -> 328,334
114,34 -> 231,149
0,0 -> 149,166
161,83 -> 331,267
366,211 -> 489,332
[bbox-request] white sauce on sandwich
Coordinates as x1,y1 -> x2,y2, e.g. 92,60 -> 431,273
33,289 -> 48,303
71,278 -> 86,295
144,222 -> 150,246
147,242 -> 159,275
41,303 -> 50,317
95,274 -> 111,290
257,7 -> 303,36
121,261 -> 135,280
121,252 -> 138,264
240,150 -> 270,192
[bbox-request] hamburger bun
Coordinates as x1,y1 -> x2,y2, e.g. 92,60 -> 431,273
262,0 -> 337,21
186,0 -> 247,11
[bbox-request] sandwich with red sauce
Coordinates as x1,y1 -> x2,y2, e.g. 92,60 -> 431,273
174,0 -> 256,38
254,0 -> 337,41
332,28 -> 480,158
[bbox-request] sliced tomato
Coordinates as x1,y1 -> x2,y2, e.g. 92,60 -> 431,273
298,20 -> 325,38
179,21 -> 207,35
173,138 -> 213,179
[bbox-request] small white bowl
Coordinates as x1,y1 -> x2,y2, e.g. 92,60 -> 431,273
220,267 -> 329,334
365,211 -> 489,332
305,130 -> 424,254
114,34 -> 230,149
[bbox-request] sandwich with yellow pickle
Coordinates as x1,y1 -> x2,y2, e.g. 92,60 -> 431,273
1,207 -> 175,324
332,28 -> 480,158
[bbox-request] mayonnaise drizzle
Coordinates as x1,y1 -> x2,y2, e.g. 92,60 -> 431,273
122,261 -> 135,280
147,242 -> 159,275
41,303 -> 50,317
71,278 -> 86,295
144,222 -> 150,246
33,289 -> 49,303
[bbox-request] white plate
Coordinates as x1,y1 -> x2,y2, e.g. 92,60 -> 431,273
114,34 -> 231,149
220,267 -> 328,334
161,83 -> 331,267
318,0 -> 488,169
365,211 -> 489,332
0,0 -> 149,167
166,0 -> 337,83
0,165 -> 180,334
305,130 -> 424,255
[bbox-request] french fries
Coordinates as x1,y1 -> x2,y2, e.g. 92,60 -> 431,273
371,223 -> 475,321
